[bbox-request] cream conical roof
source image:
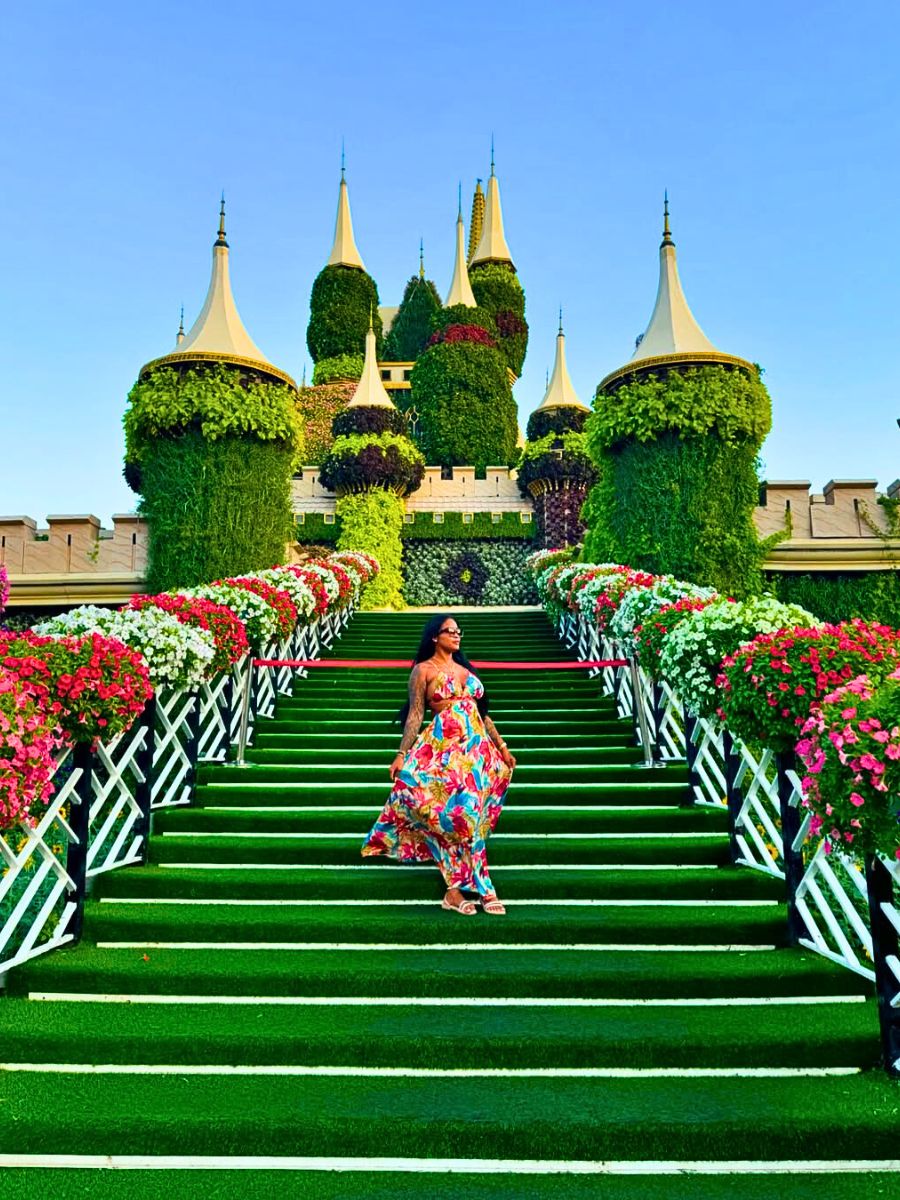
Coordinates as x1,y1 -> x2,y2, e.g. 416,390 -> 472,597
346,324 -> 395,409
629,198 -> 716,362
599,197 -> 752,391
470,160 -> 514,268
141,200 -> 295,387
327,173 -> 366,270
536,317 -> 589,411
445,197 -> 477,307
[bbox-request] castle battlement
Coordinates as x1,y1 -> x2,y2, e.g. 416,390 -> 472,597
292,466 -> 531,514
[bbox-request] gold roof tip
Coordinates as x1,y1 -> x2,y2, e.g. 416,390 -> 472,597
662,190 -> 673,247
176,305 -> 185,345
327,151 -> 366,271
470,143 -> 514,269
347,324 -> 395,409
536,310 -> 588,412
140,198 -> 295,389
446,191 -> 477,307
468,178 -> 485,264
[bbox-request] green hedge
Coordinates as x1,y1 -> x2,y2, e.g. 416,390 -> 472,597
526,406 -> 588,440
336,491 -> 405,609
306,265 -> 383,363
410,339 -> 518,472
141,432 -> 294,592
469,262 -> 528,376
582,432 -> 768,597
295,510 -> 537,545
382,276 -> 442,362
312,354 -> 363,386
402,539 -> 538,606
771,570 -> 900,627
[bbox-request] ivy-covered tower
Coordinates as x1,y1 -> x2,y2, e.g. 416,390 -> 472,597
518,317 -> 595,547
319,321 -> 424,609
125,200 -> 302,591
584,197 -> 773,594
306,167 -> 383,376
468,153 -> 529,378
380,243 -> 442,394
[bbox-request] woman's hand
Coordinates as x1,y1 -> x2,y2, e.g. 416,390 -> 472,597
389,753 -> 405,781
500,746 -> 516,770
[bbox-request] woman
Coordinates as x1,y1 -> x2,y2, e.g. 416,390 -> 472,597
361,615 -> 516,915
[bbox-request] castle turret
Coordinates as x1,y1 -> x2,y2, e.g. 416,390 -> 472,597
327,167 -> 366,270
445,189 -> 477,307
470,153 -> 514,269
347,322 -> 395,410
141,198 -> 294,386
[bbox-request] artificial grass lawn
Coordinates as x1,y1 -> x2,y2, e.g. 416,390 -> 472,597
11,945 -> 866,1000
3,1171 -> 900,1200
4,1074 -> 900,1160
0,997 -> 881,1068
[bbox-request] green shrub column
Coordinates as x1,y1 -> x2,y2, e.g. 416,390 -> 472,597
585,366 -> 774,597
335,491 -> 405,610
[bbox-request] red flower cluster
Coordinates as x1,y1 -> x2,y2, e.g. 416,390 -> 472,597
797,672 -> 900,860
0,629 -> 152,744
129,593 -> 248,676
306,559 -> 354,609
593,570 -> 656,631
633,597 -> 713,675
717,621 -> 900,752
224,578 -> 297,640
0,665 -> 63,830
280,566 -> 330,616
427,324 -> 497,349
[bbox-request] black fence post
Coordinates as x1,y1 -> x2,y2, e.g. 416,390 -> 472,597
64,742 -> 94,945
722,729 -> 742,863
133,696 -> 157,865
682,710 -> 700,808
776,749 -> 806,945
865,854 -> 900,1078
651,683 -> 665,762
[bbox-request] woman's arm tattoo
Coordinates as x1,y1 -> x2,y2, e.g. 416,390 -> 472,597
398,665 -> 428,754
483,716 -> 505,748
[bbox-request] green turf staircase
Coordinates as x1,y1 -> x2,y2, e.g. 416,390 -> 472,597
2,611 -> 898,1198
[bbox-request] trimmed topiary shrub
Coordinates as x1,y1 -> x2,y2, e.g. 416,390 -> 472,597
526,405 -> 588,441
318,432 -> 425,496
139,432 -> 295,593
383,275 -> 442,362
312,354 -> 364,386
410,336 -> 518,473
306,265 -> 383,363
335,491 -> 405,610
469,261 -> 528,376
432,304 -> 497,339
585,366 -> 775,597
124,364 -> 302,592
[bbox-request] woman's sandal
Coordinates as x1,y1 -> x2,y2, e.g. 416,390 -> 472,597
442,892 -> 478,916
481,895 -> 507,915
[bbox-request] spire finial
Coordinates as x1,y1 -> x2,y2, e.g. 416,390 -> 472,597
216,192 -> 228,247
177,304 -> 185,343
369,301 -> 374,332
490,134 -> 495,176
458,181 -> 462,218
419,238 -> 425,278
301,364 -> 307,388
545,366 -> 549,388
341,139 -> 345,180
662,190 -> 673,245
558,306 -> 564,336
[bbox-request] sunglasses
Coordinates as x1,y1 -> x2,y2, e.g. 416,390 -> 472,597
438,627 -> 463,637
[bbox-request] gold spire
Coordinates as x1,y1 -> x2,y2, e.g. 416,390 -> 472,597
467,179 -> 485,264
346,318 -> 395,409
327,160 -> 366,271
140,199 -> 295,388
419,238 -> 425,279
445,192 -> 477,307
470,149 -> 514,269
598,195 -> 753,392
535,313 -> 588,412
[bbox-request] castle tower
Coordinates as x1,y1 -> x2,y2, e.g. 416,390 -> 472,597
470,155 -> 514,270
445,190 -> 477,307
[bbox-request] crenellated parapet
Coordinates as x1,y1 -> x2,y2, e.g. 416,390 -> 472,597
293,465 -> 530,515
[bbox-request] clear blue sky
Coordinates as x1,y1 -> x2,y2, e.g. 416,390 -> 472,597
1,0 -> 898,523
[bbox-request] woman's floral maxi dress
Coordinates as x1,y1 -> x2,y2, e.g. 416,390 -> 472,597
361,670 -> 511,896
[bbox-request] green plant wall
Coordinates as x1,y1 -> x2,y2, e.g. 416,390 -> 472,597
402,539 -> 537,606
295,510 -> 536,545
469,262 -> 528,376
383,275 -> 442,362
141,432 -> 294,592
306,265 -> 383,363
771,570 -> 900,627
335,490 -> 405,609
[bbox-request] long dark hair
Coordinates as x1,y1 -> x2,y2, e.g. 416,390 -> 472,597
396,613 -> 490,725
